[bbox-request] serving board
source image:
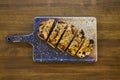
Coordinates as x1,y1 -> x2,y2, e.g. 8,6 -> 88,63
6,17 -> 97,62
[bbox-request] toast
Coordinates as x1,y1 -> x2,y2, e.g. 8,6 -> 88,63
37,19 -> 54,40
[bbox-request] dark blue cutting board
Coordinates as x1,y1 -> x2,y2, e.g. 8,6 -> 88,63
6,17 -> 97,62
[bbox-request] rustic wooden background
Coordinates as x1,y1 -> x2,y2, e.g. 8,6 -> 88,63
0,0 -> 120,80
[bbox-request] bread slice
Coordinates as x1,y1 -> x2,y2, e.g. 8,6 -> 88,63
47,21 -> 67,48
67,30 -> 85,56
76,38 -> 94,58
57,25 -> 78,52
37,19 -> 54,40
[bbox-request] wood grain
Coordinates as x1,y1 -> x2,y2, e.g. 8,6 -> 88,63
0,0 -> 120,80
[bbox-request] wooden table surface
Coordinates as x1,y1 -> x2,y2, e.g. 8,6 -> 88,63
0,0 -> 120,80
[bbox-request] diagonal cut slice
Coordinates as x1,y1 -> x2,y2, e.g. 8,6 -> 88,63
57,24 -> 78,52
67,29 -> 85,56
37,19 -> 55,40
47,21 -> 68,48
76,38 -> 94,58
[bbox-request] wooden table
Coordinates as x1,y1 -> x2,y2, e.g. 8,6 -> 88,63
0,0 -> 120,80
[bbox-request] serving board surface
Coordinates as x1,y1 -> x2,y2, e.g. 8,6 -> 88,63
6,17 -> 97,62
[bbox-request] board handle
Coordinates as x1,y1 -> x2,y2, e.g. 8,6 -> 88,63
5,34 -> 33,44
6,35 -> 26,42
